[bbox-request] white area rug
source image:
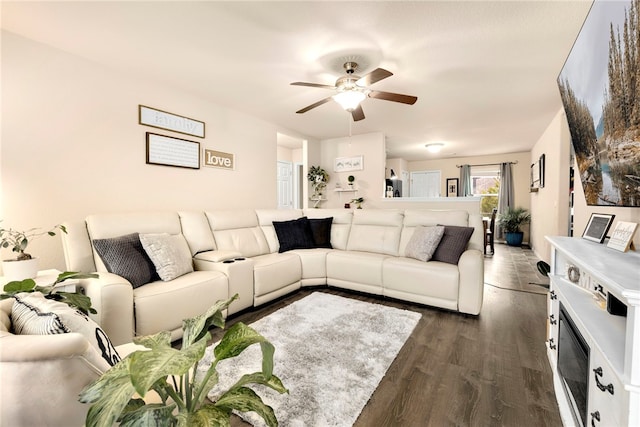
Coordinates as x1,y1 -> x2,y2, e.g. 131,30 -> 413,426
199,292 -> 421,427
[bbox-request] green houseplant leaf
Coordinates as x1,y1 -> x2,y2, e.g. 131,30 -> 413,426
80,294 -> 288,427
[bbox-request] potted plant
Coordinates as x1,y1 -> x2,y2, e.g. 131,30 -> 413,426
0,223 -> 67,280
497,207 -> 531,246
350,197 -> 364,209
307,166 -> 329,201
347,175 -> 355,188
79,294 -> 288,427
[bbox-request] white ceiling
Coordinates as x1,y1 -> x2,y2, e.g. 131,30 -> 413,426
1,1 -> 593,160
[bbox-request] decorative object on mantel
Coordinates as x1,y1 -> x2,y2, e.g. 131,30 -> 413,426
497,207 -> 530,247
146,132 -> 200,169
138,105 -> 205,138
1,223 -> 67,280
1,271 -> 98,315
446,178 -> 459,197
607,221 -> 638,252
351,197 -> 364,209
347,174 -> 355,188
80,294 -> 287,427
582,213 -> 615,243
307,166 -> 329,202
334,155 -> 363,172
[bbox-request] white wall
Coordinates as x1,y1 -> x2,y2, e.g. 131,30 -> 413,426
530,108 -> 640,262
316,132 -> 385,209
1,32 -> 309,271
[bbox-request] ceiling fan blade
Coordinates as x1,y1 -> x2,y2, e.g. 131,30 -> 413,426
296,97 -> 333,114
351,105 -> 365,121
368,90 -> 418,105
356,68 -> 393,87
291,82 -> 336,90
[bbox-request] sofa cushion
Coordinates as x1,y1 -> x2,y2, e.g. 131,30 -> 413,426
272,217 -> 315,253
92,233 -> 158,288
308,217 -> 333,249
140,233 -> 194,281
405,225 -> 445,262
432,225 -> 475,265
11,292 -> 121,366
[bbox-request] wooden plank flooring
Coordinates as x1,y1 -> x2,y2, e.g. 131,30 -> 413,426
207,244 -> 560,427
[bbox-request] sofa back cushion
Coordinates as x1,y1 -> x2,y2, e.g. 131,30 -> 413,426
205,210 -> 270,258
86,212 -> 183,273
303,209 -> 353,250
256,209 -> 304,253
346,209 -> 404,256
178,211 -> 217,255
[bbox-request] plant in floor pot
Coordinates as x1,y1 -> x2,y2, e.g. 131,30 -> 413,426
79,294 -> 288,427
497,207 -> 531,246
0,223 -> 67,280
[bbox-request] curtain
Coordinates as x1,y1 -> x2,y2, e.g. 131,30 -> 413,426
459,164 -> 472,197
497,162 -> 514,237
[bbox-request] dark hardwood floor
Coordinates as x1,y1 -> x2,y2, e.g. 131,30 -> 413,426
211,243 -> 560,427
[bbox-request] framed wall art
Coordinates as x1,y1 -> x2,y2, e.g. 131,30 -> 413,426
582,213 -> 615,243
446,178 -> 459,197
334,155 -> 363,172
146,132 -> 200,169
139,105 -> 205,138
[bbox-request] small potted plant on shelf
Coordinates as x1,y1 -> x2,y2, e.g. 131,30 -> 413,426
351,197 -> 364,209
307,166 -> 329,201
0,222 -> 67,280
497,207 -> 531,246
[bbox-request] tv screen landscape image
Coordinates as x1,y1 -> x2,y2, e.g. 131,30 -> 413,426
558,0 -> 640,207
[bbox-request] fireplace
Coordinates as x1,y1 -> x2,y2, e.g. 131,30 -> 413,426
557,303 -> 590,427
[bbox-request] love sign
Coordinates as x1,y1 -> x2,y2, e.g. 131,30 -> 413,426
203,149 -> 234,170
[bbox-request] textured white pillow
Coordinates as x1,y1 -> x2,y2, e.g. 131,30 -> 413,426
404,225 -> 446,262
140,233 -> 194,281
12,292 -> 121,366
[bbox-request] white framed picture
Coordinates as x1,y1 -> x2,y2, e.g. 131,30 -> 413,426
334,155 -> 363,172
607,221 -> 638,252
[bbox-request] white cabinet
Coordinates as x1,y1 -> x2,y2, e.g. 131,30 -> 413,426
546,236 -> 640,427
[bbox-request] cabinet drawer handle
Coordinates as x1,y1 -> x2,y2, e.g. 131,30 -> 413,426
593,368 -> 615,395
549,314 -> 557,325
550,290 -> 557,300
549,338 -> 556,350
591,410 -> 600,426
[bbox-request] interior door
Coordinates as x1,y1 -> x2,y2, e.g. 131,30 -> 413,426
410,170 -> 441,197
277,161 -> 293,209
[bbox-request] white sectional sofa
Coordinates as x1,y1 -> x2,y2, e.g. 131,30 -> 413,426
62,209 -> 485,346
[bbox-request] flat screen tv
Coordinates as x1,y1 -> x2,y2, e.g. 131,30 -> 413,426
558,0 -> 640,207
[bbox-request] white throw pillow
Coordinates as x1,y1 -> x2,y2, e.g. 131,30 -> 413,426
11,292 -> 121,366
139,233 -> 194,281
404,225 -> 445,262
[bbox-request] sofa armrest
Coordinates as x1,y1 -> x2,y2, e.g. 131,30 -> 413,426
457,249 -> 484,315
77,273 -> 134,346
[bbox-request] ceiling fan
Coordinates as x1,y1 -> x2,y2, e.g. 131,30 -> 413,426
291,61 -> 418,121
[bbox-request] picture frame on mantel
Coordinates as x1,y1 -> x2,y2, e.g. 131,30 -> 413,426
139,105 -> 205,138
607,221 -> 638,252
446,178 -> 458,197
582,213 -> 615,243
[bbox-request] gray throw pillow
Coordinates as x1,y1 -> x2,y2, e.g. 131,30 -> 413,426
139,233 -> 194,281
405,225 -> 445,262
431,225 -> 475,264
12,292 -> 121,366
93,232 -> 158,288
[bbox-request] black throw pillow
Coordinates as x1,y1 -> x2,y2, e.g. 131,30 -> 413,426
308,217 -> 333,249
431,225 -> 475,265
273,217 -> 315,253
92,233 -> 159,288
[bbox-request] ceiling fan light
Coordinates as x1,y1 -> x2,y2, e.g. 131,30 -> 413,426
333,91 -> 366,111
425,143 -> 444,153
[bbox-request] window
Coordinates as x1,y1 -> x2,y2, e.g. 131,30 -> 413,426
471,166 -> 500,216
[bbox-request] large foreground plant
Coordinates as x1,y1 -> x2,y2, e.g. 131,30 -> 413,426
80,294 -> 288,427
